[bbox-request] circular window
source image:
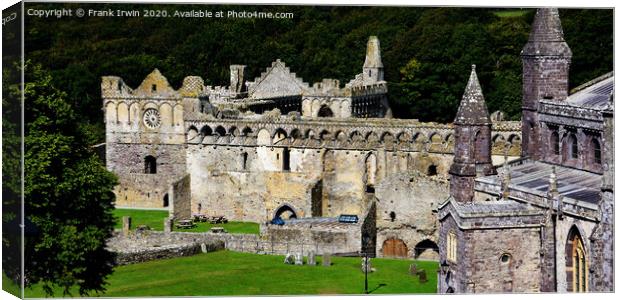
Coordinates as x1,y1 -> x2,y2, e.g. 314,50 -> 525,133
143,108 -> 161,129
500,253 -> 511,264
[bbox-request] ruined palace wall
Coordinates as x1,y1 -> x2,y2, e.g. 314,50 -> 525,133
375,172 -> 448,259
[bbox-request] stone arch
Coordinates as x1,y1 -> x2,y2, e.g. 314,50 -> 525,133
563,133 -> 579,160
414,239 -> 439,260
257,128 -> 271,145
426,164 -> 438,176
241,126 -> 253,136
566,225 -> 588,292
105,102 -> 117,124
163,193 -> 169,207
396,132 -> 411,144
273,204 -> 297,220
381,132 -> 394,143
159,102 -> 173,127
492,134 -> 507,155
366,132 -> 379,143
200,125 -> 213,136
350,131 -> 363,142
272,128 -> 287,144
173,104 -> 183,126
214,125 -> 227,136
117,102 -> 129,124
187,126 -> 199,141
290,128 -> 302,140
444,133 -> 455,150
429,132 -> 443,152
507,134 -> 521,156
550,130 -> 560,156
318,104 -> 334,117
382,238 -> 408,258
228,126 -> 239,137
335,130 -> 348,142
305,129 -> 316,139
319,129 -> 332,140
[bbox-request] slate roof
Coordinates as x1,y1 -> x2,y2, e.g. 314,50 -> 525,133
454,65 -> 491,125
477,160 -> 602,205
451,200 -> 541,217
521,8 -> 572,57
566,73 -> 614,110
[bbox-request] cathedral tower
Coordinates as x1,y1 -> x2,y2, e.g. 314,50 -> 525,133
521,8 -> 572,159
449,65 -> 495,203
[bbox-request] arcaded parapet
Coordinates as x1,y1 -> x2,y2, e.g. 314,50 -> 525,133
375,172 -> 449,259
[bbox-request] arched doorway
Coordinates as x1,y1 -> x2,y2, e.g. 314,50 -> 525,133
566,226 -> 588,292
274,205 -> 297,220
318,105 -> 334,117
414,239 -> 439,260
382,238 -> 408,258
163,194 -> 169,207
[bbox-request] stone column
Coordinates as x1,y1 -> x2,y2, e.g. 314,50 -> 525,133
164,217 -> 174,233
122,216 -> 131,236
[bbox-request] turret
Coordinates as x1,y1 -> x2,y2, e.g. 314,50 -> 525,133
449,65 -> 495,203
363,36 -> 384,82
521,8 -> 572,159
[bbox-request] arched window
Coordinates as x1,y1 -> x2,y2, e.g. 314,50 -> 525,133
569,134 -> 578,159
318,105 -> 334,117
566,227 -> 588,292
144,156 -> 157,174
282,148 -> 290,171
473,131 -> 482,160
592,139 -> 602,164
550,131 -> 560,155
365,153 -> 377,193
241,152 -> 249,170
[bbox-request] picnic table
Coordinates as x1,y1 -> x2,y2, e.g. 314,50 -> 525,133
192,214 -> 208,222
176,219 -> 196,229
209,216 -> 228,224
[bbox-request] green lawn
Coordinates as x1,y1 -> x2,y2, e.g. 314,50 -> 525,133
113,209 -> 260,234
23,250 -> 437,297
2,272 -> 21,298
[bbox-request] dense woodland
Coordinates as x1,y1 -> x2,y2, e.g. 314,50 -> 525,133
25,4 -> 612,143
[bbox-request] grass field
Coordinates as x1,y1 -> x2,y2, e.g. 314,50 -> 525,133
22,250 -> 437,297
112,209 -> 260,234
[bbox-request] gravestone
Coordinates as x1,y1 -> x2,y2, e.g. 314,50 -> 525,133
307,251 -> 316,266
409,263 -> 418,276
294,253 -> 303,265
284,253 -> 295,264
417,269 -> 428,283
164,217 -> 173,233
322,253 -> 331,266
122,216 -> 131,236
201,243 -> 209,253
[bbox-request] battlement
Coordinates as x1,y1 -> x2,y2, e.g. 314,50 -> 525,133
101,69 -> 207,100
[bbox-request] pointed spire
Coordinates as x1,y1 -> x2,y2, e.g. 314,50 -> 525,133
522,8 -> 572,57
454,65 -> 490,125
363,36 -> 383,68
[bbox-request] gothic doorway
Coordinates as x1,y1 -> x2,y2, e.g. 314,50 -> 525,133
382,238 -> 408,258
274,204 -> 297,220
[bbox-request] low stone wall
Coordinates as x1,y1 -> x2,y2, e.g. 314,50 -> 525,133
107,231 -> 225,265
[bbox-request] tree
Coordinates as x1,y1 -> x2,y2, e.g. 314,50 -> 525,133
17,62 -> 118,296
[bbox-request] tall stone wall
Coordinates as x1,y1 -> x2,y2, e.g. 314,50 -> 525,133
170,174 -> 192,220
375,172 -> 448,259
